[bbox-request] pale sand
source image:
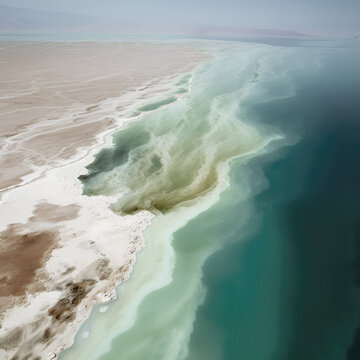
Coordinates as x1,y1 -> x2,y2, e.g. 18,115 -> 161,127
0,41 -> 209,359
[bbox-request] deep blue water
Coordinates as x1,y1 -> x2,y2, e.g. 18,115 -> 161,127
183,42 -> 360,359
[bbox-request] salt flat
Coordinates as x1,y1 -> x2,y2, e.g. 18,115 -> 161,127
0,40 -> 209,360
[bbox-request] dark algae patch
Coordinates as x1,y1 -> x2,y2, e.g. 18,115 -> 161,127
79,123 -> 150,193
79,52 -> 265,215
137,96 -> 177,112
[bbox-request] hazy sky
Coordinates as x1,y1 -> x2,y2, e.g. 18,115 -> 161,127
1,0 -> 359,36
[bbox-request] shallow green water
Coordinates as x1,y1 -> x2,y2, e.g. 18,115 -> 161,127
79,45 -> 276,215
137,96 -> 177,112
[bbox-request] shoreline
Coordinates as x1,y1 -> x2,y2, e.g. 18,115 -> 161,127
0,41 -> 210,359
58,43 -> 287,360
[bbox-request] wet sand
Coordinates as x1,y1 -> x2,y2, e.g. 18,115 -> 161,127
0,41 -> 209,359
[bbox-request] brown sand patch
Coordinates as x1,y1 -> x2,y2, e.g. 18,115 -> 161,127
30,202 -> 80,223
0,202 -> 80,311
0,228 -> 58,297
0,327 -> 23,351
0,201 -> 83,357
0,152 -> 33,190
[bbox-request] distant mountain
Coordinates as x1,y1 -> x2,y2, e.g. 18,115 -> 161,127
182,25 -> 314,38
0,3 -> 314,38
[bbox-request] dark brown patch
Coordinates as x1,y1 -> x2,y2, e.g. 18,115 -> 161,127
20,354 -> 32,360
67,280 -> 96,305
48,279 -> 96,323
0,229 -> 58,297
0,327 -> 23,351
86,105 -> 99,112
39,327 -> 53,344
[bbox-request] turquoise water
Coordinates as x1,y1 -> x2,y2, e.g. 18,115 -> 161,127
60,39 -> 360,359
186,41 -> 360,360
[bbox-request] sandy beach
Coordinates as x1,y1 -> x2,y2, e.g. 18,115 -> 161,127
0,41 -> 209,359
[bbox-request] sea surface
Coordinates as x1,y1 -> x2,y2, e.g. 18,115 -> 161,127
59,38 -> 360,360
